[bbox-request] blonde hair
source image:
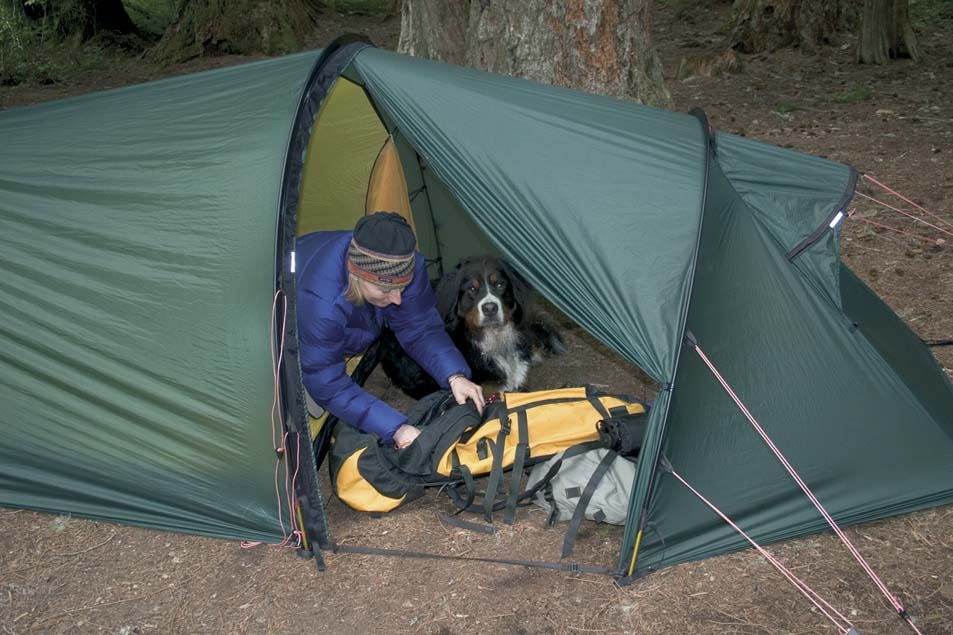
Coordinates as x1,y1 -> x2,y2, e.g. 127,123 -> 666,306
344,273 -> 365,306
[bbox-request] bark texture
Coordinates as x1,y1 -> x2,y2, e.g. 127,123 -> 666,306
150,0 -> 318,63
399,0 -> 672,108
728,0 -> 857,53
857,0 -> 921,64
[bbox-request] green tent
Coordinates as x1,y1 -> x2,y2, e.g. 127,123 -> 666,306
1,37 -> 951,580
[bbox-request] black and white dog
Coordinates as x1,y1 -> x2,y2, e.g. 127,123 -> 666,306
379,256 -> 565,399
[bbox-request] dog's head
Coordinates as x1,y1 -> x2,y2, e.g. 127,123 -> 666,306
436,256 -> 531,333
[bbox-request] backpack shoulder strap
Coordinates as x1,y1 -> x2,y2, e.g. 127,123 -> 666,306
561,449 -> 620,558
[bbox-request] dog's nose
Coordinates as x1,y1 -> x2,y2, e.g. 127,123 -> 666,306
481,303 -> 498,317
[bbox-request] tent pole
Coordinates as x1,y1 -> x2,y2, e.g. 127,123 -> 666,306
275,34 -> 376,557
619,109 -> 715,579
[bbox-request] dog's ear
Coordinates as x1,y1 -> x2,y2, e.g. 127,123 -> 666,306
435,261 -> 463,331
503,259 -> 533,324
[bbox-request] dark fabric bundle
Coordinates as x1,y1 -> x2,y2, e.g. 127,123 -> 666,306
597,412 -> 649,456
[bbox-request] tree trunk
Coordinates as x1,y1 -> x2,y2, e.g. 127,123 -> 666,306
149,0 -> 319,63
728,0 -> 857,53
398,0 -> 672,108
17,0 -> 139,41
857,0 -> 921,64
398,0 -> 470,65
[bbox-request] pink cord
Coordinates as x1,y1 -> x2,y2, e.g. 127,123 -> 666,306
690,342 -> 924,634
283,431 -> 303,550
862,174 -> 953,231
854,192 -> 953,238
848,210 -> 949,247
268,290 -> 303,549
669,468 -> 855,634
270,291 -> 291,541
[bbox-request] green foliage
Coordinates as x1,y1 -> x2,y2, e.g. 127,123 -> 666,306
265,28 -> 301,56
325,0 -> 398,16
21,0 -> 86,38
910,0 -> 953,30
0,3 -> 119,86
837,86 -> 874,104
123,0 -> 176,37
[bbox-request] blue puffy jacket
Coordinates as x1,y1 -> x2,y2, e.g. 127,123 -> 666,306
295,231 -> 470,442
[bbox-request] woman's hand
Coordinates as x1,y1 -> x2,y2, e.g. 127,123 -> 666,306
449,375 -> 485,414
393,424 -> 421,449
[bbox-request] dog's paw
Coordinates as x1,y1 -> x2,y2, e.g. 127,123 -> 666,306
529,320 -> 566,357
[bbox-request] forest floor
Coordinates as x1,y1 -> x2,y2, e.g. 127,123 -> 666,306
1,3 -> 952,635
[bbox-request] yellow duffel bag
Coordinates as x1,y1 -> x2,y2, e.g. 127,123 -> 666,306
328,386 -> 647,522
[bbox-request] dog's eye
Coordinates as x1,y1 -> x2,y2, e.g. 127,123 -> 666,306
494,280 -> 505,289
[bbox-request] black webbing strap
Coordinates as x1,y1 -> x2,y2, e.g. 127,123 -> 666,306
544,483 -> 559,526
561,449 -> 619,559
516,440 -> 609,529
459,398 -> 507,444
563,440 -> 609,461
327,542 -> 614,575
503,409 -> 530,524
446,460 -> 512,516
587,395 -> 612,422
482,412 -> 511,522
608,405 -> 630,417
518,450 -> 569,527
437,513 -> 497,534
523,453 -> 565,512
447,454 -> 477,513
518,440 -> 606,504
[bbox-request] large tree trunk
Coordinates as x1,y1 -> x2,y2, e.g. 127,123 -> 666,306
728,0 -> 857,53
857,0 -> 921,64
398,0 -> 672,108
17,0 -> 139,41
149,0 -> 319,63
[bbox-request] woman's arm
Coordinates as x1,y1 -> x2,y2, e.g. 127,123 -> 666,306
298,295 -> 406,442
385,259 -> 470,387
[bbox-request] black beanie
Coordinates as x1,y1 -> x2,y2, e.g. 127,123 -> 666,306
352,212 -> 416,257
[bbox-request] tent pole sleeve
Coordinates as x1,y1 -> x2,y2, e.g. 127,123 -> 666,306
617,109 -> 714,578
274,35 -> 376,553
785,167 -> 859,261
619,389 -> 671,576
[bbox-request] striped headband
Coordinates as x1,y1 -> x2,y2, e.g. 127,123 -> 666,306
347,240 -> 415,289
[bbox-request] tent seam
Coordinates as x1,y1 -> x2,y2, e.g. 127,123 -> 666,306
621,109 -> 713,579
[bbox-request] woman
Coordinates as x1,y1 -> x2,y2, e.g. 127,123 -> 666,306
295,211 -> 484,449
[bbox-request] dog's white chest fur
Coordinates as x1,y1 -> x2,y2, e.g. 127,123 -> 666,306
476,323 -> 529,392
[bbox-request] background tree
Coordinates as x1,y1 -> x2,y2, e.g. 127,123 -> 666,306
149,0 -> 320,63
398,0 -> 672,108
728,0 -> 857,53
15,0 -> 139,42
857,0 -> 921,64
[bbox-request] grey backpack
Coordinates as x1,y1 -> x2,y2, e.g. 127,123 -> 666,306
526,446 -> 638,557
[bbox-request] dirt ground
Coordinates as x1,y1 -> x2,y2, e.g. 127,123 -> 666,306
2,4 -> 952,635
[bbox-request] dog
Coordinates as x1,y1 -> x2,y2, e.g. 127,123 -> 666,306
378,256 -> 565,399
